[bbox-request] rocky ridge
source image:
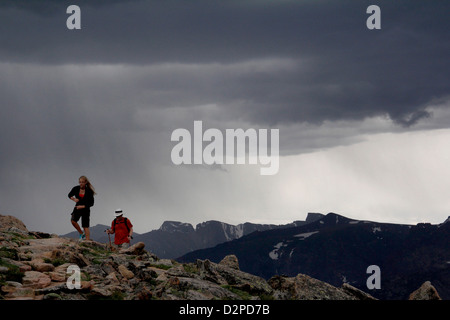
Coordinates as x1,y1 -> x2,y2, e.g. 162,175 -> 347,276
0,215 -> 441,300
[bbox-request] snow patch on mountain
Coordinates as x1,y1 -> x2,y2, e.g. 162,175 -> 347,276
372,227 -> 382,234
269,242 -> 287,260
294,231 -> 319,240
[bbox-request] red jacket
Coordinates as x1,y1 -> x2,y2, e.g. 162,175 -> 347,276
111,217 -> 133,245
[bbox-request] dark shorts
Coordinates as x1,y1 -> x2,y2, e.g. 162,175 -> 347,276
71,211 -> 90,228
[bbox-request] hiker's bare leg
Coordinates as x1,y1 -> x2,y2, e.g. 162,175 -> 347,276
84,227 -> 90,240
71,220 -> 83,234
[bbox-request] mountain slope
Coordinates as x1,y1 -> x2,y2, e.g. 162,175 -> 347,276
178,213 -> 450,300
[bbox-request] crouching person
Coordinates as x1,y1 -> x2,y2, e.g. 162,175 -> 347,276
107,208 -> 133,249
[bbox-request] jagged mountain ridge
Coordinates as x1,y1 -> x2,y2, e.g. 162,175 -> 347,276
136,213 -> 323,258
179,212 -> 450,300
62,213 -> 324,259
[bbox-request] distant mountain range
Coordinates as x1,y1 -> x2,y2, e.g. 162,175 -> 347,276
178,212 -> 450,300
61,213 -> 324,259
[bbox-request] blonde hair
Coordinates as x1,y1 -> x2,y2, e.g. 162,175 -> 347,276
79,175 -> 97,195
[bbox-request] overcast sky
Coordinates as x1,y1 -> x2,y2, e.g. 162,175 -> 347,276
1,0 -> 449,234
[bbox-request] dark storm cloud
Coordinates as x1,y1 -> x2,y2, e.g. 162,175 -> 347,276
1,0 -> 450,233
1,0 -> 449,128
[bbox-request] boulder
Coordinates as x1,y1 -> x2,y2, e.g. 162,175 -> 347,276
196,258 -> 272,296
3,259 -> 32,273
136,285 -> 153,300
4,286 -> 35,300
0,215 -> 28,232
90,286 -> 112,298
268,274 -> 358,300
219,255 -> 240,270
118,265 -> 134,279
408,281 -> 441,300
49,263 -> 74,282
35,282 -> 67,294
29,260 -> 55,272
22,271 -> 52,289
341,283 -> 377,300
1,281 -> 23,294
120,242 -> 145,255
105,272 -> 120,284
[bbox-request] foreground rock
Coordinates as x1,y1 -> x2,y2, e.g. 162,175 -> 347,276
0,215 -> 28,233
268,274 -> 377,300
0,215 -> 441,300
408,281 -> 441,300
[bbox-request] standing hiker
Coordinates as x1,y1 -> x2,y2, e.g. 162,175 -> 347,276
107,209 -> 133,249
68,175 -> 96,241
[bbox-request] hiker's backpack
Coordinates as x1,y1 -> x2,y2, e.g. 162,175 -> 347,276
113,217 -> 130,233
